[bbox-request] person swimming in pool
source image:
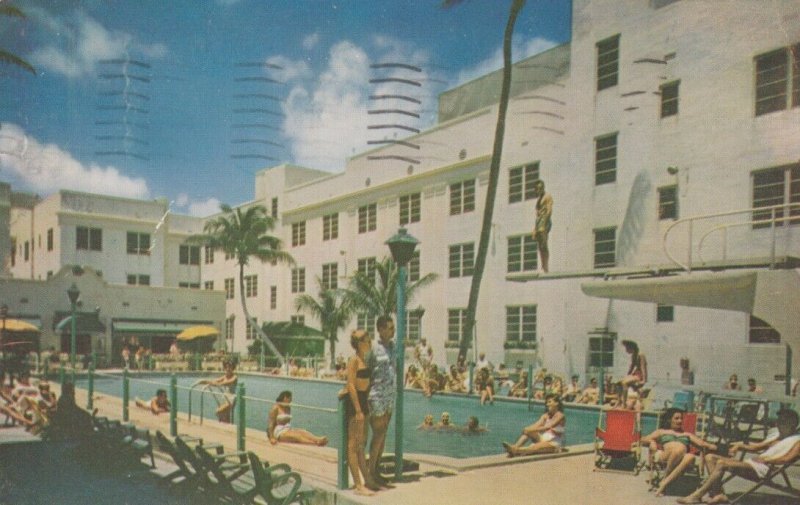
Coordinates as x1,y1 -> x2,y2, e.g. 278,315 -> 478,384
267,390 -> 328,446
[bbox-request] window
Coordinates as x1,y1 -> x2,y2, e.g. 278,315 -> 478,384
204,281 -> 214,290
658,185 -> 678,220
506,305 -> 537,343
399,193 -> 421,225
660,80 -> 679,117
271,197 -> 278,219
290,315 -> 305,326
656,304 -> 674,322
509,162 -> 539,203
246,318 -> 258,340
450,179 -> 476,215
270,286 -> 277,309
244,274 -> 258,297
588,335 -> 615,367
752,164 -> 800,227
408,251 -> 420,282
597,34 -> 620,91
224,278 -> 235,299
204,246 -> 214,264
357,257 -> 377,282
323,213 -> 339,241
291,221 -> 306,247
179,245 -> 200,265
126,274 -> 150,286
595,133 -> 618,185
47,271 -> 53,279
357,313 -> 376,333
47,228 -> 53,251
593,227 -> 617,268
749,315 -> 780,344
225,317 -> 234,340
447,308 -> 467,344
358,203 -> 377,233
754,44 -> 800,116
507,235 -> 538,273
24,241 -> 29,261
76,226 -> 102,251
126,232 -> 151,255
291,267 -> 305,293
407,311 -> 422,342
448,243 -> 475,278
322,263 -> 338,290
178,282 -> 200,289
225,251 -> 233,261
10,238 -> 15,266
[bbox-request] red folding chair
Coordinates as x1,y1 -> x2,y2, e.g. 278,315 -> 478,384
594,409 -> 642,474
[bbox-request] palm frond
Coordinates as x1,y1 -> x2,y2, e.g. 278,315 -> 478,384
0,50 -> 35,75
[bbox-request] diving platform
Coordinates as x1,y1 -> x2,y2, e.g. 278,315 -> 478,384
506,255 -> 800,283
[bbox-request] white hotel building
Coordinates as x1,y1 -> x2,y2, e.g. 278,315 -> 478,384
5,0 -> 800,389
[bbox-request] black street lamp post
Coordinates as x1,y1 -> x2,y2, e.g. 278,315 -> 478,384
67,284 -> 81,371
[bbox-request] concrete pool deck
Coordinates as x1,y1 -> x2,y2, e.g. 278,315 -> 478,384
4,381 -> 798,505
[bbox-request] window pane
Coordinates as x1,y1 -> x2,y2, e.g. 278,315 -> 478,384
509,167 -> 522,203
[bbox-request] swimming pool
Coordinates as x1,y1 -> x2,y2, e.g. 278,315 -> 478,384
80,373 -> 657,459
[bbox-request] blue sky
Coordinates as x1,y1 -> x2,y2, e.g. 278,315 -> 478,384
0,0 -> 571,216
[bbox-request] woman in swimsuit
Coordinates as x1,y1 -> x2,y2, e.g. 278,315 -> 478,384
642,408 -> 717,496
502,394 -> 566,457
195,360 -> 238,423
267,390 -> 328,446
344,329 -> 381,495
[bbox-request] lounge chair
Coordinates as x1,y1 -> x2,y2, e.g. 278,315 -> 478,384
648,411 -> 705,490
155,431 -> 204,489
247,452 -> 315,505
728,455 -> 800,504
594,408 -> 642,474
174,435 -> 248,495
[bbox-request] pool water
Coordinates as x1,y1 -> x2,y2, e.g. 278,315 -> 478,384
81,373 -> 657,459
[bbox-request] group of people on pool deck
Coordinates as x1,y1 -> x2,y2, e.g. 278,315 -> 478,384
637,406 -> 800,504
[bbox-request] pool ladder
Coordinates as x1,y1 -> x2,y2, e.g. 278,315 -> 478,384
188,383 -> 233,425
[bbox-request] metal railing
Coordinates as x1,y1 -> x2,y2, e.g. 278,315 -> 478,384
663,202 -> 800,272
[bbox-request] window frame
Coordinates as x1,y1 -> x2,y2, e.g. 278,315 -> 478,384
508,162 -> 540,204
754,44 -> 800,116
450,179 -> 476,215
448,242 -> 475,278
447,308 -> 468,344
179,245 -> 200,265
595,133 -> 618,185
244,274 -> 258,297
751,164 -> 800,228
749,315 -> 780,344
322,262 -> 338,290
596,34 -> 620,91
507,234 -> 538,273
505,305 -> 537,343
291,221 -> 306,247
358,203 -> 377,234
323,213 -> 339,241
658,185 -> 678,220
224,278 -> 235,300
126,231 -> 151,256
399,192 -> 421,225
660,80 -> 679,117
291,267 -> 306,293
593,227 -> 617,268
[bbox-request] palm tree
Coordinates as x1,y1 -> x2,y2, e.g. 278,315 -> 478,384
295,279 -> 354,368
1,4 -> 36,75
192,204 -> 293,366
443,0 -> 527,363
342,256 -> 437,326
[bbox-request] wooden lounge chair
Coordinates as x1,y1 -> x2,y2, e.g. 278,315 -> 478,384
594,408 -> 642,474
247,452 -> 314,505
155,431 -> 203,489
174,435 -> 248,495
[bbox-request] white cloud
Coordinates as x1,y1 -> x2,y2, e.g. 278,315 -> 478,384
29,10 -> 167,79
266,55 -> 312,82
302,33 -> 320,50
0,123 -> 150,199
453,36 -> 558,87
174,193 -> 190,207
187,198 -> 221,218
277,37 -> 441,171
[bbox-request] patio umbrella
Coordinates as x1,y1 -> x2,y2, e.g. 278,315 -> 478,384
1,319 -> 40,333
176,325 -> 219,341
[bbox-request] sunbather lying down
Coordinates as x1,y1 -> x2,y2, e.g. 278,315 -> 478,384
677,408 -> 800,504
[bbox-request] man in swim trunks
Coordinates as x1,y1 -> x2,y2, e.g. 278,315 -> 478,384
532,179 -> 553,273
678,408 -> 800,504
367,315 -> 396,487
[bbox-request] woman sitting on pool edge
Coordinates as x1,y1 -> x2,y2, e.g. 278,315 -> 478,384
641,407 -> 717,496
267,390 -> 328,446
502,394 -> 565,457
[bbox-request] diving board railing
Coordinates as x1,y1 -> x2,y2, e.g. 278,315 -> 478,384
663,202 -> 800,272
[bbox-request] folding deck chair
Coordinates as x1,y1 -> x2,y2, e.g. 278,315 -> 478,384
647,411 -> 705,490
728,456 -> 800,504
594,408 -> 642,474
247,452 -> 315,505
